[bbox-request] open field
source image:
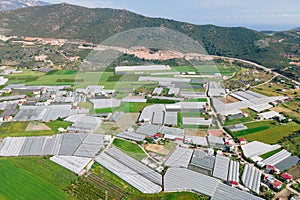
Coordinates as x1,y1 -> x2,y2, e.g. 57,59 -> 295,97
145,144 -> 170,155
112,138 -> 146,161
0,157 -> 77,200
0,120 -> 72,138
288,165 -> 300,179
251,80 -> 299,98
25,122 -> 51,131
95,102 -> 151,113
96,122 -> 122,135
281,133 -> 300,157
234,121 -> 300,144
271,105 -> 300,122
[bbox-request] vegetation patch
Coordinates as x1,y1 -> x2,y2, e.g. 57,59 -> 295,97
112,138 -> 146,161
259,148 -> 282,159
0,120 -> 71,138
0,157 -> 77,200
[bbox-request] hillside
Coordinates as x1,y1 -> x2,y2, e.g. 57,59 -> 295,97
0,0 -> 48,12
0,3 -> 299,80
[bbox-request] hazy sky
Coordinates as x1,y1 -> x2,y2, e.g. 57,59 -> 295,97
46,0 -> 300,31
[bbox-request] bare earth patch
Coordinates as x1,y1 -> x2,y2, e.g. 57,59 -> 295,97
117,113 -> 140,131
185,129 -> 207,137
208,129 -> 225,137
288,165 -> 300,180
145,144 -> 170,155
25,122 -> 51,132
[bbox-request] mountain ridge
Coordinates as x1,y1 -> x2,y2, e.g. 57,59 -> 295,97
0,0 -> 49,12
0,3 -> 299,81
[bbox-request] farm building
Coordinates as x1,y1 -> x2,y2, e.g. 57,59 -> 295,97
188,150 -> 215,176
0,134 -> 105,158
208,82 -> 225,97
65,114 -> 103,133
115,65 -> 171,74
241,141 -> 281,159
226,124 -> 248,132
90,98 -> 121,109
152,111 -> 165,125
164,112 -> 178,126
227,113 -> 244,120
138,104 -> 165,122
184,136 -> 208,147
0,76 -> 8,85
207,135 -> 225,149
50,156 -> 92,175
138,76 -> 191,83
261,149 -> 291,167
116,131 -> 145,142
104,147 -> 162,185
241,165 -> 262,194
249,103 -> 273,113
164,147 -> 193,168
152,88 -> 163,95
168,87 -> 180,96
182,117 -> 212,126
160,126 -> 185,140
228,160 -> 239,186
179,91 -> 206,98
95,152 -> 162,193
136,124 -> 161,136
274,156 -> 300,172
164,168 -> 263,200
213,155 -> 230,181
257,111 -> 284,120
14,104 -> 74,122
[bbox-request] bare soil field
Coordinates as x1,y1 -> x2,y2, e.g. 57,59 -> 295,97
25,122 -> 51,132
145,144 -> 170,155
117,113 -> 140,131
208,129 -> 224,137
288,165 -> 300,180
274,188 -> 293,200
185,129 -> 207,137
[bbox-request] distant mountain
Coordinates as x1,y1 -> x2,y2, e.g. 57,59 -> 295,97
292,27 -> 300,31
0,3 -> 299,80
0,0 -> 49,12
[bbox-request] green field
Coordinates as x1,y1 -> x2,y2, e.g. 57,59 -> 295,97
95,102 -> 151,113
0,120 -> 71,138
0,157 -> 77,200
112,138 -> 146,161
281,134 -> 300,157
234,121 -> 300,144
259,148 -> 283,159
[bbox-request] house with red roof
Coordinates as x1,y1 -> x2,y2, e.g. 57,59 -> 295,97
280,173 -> 293,183
238,138 -> 247,145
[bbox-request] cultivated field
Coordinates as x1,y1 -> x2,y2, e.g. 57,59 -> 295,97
234,121 -> 300,144
0,157 -> 77,200
112,138 -> 146,161
0,120 -> 71,138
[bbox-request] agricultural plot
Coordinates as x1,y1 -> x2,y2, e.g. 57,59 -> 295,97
0,120 -> 71,138
234,121 -> 300,144
281,134 -> 300,157
95,102 -> 151,113
0,157 -> 77,200
112,138 -> 146,161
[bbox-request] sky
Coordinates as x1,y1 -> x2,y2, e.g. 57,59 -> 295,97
46,0 -> 300,31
